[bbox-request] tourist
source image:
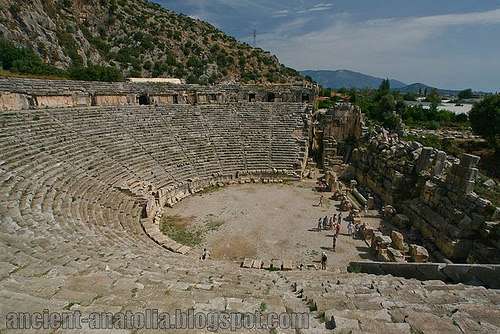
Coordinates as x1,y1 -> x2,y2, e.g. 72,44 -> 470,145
318,194 -> 324,207
338,213 -> 343,225
332,235 -> 337,252
200,248 -> 210,260
329,216 -> 335,230
321,252 -> 327,270
335,221 -> 341,237
323,215 -> 328,229
364,204 -> 368,216
347,221 -> 353,237
317,218 -> 322,231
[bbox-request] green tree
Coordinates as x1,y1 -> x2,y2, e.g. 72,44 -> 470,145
458,89 -> 473,100
469,95 -> 500,154
426,89 -> 441,111
377,78 -> 391,98
69,65 -> 123,82
378,94 -> 396,113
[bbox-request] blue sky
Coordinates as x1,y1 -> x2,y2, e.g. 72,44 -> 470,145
157,1 -> 500,91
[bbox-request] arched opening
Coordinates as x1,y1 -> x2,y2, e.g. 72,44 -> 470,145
302,93 -> 310,103
248,93 -> 256,102
138,94 -> 150,105
267,92 -> 276,102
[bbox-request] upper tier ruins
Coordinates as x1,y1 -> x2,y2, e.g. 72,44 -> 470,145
0,78 -> 317,111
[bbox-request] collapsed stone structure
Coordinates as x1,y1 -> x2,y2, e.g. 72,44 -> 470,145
1,79 -> 499,333
350,128 -> 500,264
310,103 -> 363,171
0,77 -> 316,111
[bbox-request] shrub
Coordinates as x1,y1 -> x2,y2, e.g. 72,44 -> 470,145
69,65 -> 123,82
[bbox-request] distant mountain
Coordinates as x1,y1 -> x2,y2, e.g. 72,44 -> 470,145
301,69 -> 407,89
395,83 -> 460,97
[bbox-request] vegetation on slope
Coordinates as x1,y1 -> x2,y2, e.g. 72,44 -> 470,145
0,0 -> 303,83
319,81 -> 469,130
0,38 -> 123,81
469,95 -> 500,156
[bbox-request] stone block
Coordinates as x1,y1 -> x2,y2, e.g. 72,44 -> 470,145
282,259 -> 294,271
242,258 -> 253,268
391,230 -> 405,251
409,244 -> 429,263
261,260 -> 271,270
348,261 -> 384,275
377,248 -> 391,262
392,214 -> 410,228
414,263 -> 448,281
325,310 -> 360,331
387,247 -> 406,262
251,259 -> 262,269
271,259 -> 283,270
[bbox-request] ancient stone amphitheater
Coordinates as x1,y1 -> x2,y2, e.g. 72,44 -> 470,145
0,78 -> 499,333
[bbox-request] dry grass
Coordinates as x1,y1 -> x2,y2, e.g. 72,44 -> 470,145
211,235 -> 257,260
160,214 -> 226,247
160,215 -> 202,246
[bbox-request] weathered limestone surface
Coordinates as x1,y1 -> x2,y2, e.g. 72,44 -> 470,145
350,129 -> 500,263
289,270 -> 500,333
349,261 -> 500,289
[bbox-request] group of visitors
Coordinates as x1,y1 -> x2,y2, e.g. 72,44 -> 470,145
316,213 -> 344,254
316,213 -> 343,231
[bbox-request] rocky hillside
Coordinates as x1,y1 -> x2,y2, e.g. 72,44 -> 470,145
0,0 -> 303,84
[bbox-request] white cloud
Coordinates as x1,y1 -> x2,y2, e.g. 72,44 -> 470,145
297,3 -> 334,14
259,9 -> 500,90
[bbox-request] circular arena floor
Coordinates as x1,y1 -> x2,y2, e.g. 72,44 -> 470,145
167,180 -> 378,269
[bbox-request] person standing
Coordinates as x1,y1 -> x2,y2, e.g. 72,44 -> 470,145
335,221 -> 341,237
200,248 -> 210,260
321,252 -> 328,270
319,195 -> 324,207
347,221 -> 353,237
332,235 -> 337,252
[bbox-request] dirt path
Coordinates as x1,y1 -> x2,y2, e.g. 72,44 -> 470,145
164,179 -> 380,271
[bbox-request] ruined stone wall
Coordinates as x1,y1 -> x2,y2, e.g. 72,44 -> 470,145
0,92 -> 31,110
311,103 -> 363,170
350,129 -> 500,263
0,78 -> 317,111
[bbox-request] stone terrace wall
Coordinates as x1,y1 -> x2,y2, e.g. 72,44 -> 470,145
349,261 -> 500,289
0,78 -> 317,111
350,129 -> 500,264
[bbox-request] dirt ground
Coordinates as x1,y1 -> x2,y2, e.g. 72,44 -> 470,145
165,179 -> 381,271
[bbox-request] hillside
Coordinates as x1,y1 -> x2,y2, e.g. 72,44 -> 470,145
395,83 -> 460,96
302,69 -> 406,89
0,0 -> 303,84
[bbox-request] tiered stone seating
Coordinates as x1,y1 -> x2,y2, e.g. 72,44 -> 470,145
282,270 -> 500,333
1,103 -> 498,333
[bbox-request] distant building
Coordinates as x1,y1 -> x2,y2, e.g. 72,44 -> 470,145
127,78 -> 184,84
404,101 -> 473,115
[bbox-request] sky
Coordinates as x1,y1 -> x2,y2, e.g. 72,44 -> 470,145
157,0 -> 500,91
